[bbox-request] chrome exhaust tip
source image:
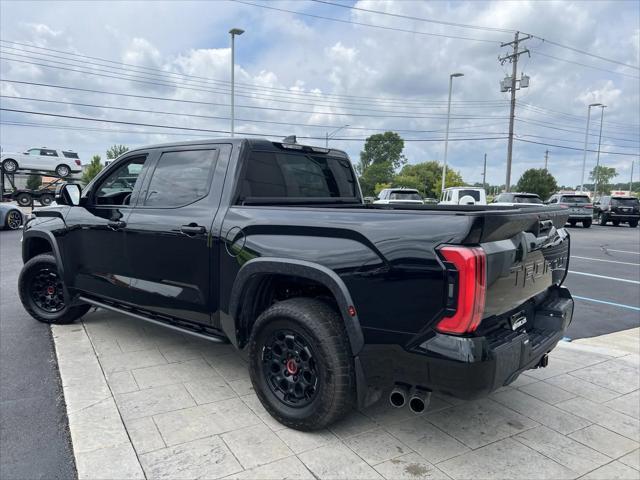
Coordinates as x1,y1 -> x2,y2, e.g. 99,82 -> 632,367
408,387 -> 431,415
389,383 -> 409,408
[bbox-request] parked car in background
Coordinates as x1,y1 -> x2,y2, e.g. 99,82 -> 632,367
1,148 -> 82,177
593,196 -> 639,227
439,187 -> 487,205
374,188 -> 424,205
0,203 -> 24,230
547,192 -> 592,228
491,192 -> 544,207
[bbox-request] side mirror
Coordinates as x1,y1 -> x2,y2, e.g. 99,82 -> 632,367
57,183 -> 82,206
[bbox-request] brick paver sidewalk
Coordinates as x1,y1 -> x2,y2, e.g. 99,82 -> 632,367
53,310 -> 640,480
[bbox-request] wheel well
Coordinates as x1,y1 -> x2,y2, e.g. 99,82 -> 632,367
236,274 -> 338,348
24,237 -> 53,261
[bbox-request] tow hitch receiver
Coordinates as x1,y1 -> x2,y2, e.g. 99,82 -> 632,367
535,353 -> 549,369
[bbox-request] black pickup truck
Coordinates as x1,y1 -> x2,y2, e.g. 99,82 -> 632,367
18,138 -> 573,430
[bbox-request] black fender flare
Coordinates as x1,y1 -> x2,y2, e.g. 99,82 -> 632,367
21,229 -> 72,303
226,257 -> 365,356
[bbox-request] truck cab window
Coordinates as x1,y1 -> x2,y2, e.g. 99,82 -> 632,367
94,156 -> 146,206
144,149 -> 218,207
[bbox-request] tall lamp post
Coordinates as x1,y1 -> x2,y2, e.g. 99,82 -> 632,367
229,28 -> 245,137
441,73 -> 464,194
593,105 -> 606,197
325,124 -> 350,147
580,102 -> 602,192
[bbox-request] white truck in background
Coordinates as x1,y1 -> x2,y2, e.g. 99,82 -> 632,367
439,187 -> 487,205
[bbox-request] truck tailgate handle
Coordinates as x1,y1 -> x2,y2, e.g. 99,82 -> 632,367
180,224 -> 206,235
107,220 -> 126,230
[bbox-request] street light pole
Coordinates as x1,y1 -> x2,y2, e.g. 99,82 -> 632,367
593,105 -> 606,197
580,102 -> 602,192
325,124 -> 350,147
441,73 -> 464,193
229,28 -> 244,137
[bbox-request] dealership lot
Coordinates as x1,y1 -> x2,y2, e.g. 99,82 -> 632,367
1,224 -> 639,479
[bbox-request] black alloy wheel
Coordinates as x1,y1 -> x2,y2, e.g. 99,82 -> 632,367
262,329 -> 319,408
5,210 -> 22,230
29,268 -> 66,313
18,254 -> 91,324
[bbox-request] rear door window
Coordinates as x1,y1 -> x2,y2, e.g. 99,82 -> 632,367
144,149 -> 218,207
62,151 -> 79,159
40,149 -> 58,157
457,190 -> 480,201
240,151 -> 357,200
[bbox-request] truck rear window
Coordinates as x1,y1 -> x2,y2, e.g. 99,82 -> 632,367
560,195 -> 590,203
611,198 -> 639,206
240,151 -> 357,200
389,192 -> 421,201
514,195 -> 542,204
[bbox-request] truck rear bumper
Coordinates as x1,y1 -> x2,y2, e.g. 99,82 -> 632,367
359,287 -> 574,400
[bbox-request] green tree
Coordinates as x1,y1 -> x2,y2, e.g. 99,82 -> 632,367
589,165 -> 617,195
82,155 -> 103,185
394,161 -> 464,197
515,168 -> 558,200
106,144 -> 129,160
359,132 -> 406,171
359,162 -> 395,197
26,175 -> 42,190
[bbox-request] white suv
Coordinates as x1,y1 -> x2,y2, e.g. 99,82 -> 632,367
1,148 -> 82,177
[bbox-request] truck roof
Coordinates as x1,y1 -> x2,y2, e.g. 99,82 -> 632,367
124,137 -> 350,159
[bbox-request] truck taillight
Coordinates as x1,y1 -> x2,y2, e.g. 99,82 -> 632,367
436,246 -> 486,335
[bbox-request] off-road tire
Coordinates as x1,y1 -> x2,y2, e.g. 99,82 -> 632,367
569,221 -> 577,227
613,220 -> 620,226
629,220 -> 638,228
248,297 -> 355,430
582,219 -> 592,228
18,254 -> 90,324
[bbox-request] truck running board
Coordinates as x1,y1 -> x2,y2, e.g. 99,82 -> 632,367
77,296 -> 228,343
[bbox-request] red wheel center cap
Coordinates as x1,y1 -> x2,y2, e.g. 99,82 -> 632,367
286,359 -> 298,375
47,286 -> 55,295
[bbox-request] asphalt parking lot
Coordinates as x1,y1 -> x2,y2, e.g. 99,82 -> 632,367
562,224 -> 640,339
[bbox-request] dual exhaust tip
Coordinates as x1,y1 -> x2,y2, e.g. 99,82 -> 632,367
389,383 -> 431,414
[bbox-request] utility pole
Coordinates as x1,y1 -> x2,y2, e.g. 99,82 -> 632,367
544,150 -> 549,170
580,103 -> 602,192
631,160 -> 635,192
593,105 -> 606,197
229,28 -> 245,137
482,153 -> 487,189
499,31 -> 531,192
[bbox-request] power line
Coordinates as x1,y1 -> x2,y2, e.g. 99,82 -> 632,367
1,39 -> 503,105
0,40 -> 510,108
516,118 -> 639,143
531,50 -> 640,80
308,0 -> 515,34
515,137 -> 639,156
0,94 -> 508,135
231,0 -> 502,44
0,108 -> 509,142
306,0 -> 638,71
0,75 -> 506,120
529,35 -> 639,71
0,48 -> 509,112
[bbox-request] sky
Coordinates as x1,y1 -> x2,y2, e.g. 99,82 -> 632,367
0,0 -> 638,189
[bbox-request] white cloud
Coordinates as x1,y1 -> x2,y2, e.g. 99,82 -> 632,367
0,1 -> 638,187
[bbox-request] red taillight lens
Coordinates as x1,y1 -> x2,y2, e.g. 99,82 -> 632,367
75,160 -> 81,166
585,204 -> 593,209
436,246 -> 486,335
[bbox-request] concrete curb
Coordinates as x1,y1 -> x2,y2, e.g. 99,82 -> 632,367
52,323 -> 145,480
